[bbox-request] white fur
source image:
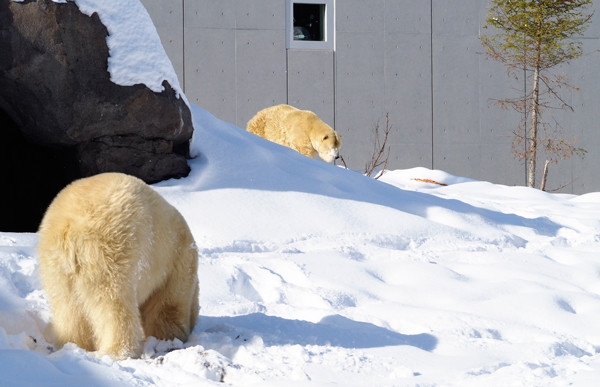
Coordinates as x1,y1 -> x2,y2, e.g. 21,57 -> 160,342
37,173 -> 199,359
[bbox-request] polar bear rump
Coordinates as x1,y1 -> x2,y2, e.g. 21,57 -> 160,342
37,173 -> 199,360
246,104 -> 341,162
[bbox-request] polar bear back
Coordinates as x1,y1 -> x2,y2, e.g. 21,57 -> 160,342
246,104 -> 341,161
37,172 -> 199,359
247,105 -> 302,147
38,173 -> 176,304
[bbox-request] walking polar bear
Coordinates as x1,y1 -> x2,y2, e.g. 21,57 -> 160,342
38,172 -> 199,360
246,104 -> 342,162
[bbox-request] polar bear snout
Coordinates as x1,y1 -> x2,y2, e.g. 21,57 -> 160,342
316,132 -> 341,163
318,146 -> 340,163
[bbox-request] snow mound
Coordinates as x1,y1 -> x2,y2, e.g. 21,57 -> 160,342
3,103 -> 600,385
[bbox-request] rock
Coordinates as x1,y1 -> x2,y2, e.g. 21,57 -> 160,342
0,0 -> 194,231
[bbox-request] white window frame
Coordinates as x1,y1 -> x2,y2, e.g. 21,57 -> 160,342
286,0 -> 335,50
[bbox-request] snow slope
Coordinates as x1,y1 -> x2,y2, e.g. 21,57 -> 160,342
2,104 -> 600,386
4,0 -> 600,384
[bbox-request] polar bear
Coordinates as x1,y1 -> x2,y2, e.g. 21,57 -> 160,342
246,104 -> 342,162
37,173 -> 199,360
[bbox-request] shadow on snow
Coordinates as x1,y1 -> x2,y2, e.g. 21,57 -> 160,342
198,313 -> 437,352
158,105 -> 563,239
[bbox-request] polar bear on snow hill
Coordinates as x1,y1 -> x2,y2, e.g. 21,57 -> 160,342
246,104 -> 342,162
37,172 -> 199,360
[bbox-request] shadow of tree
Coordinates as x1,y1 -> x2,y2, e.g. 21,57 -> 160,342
198,313 -> 437,351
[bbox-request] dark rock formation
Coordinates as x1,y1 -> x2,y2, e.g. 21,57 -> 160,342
0,0 -> 194,231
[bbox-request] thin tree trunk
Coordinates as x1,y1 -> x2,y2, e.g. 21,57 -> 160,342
540,159 -> 550,191
528,48 -> 541,188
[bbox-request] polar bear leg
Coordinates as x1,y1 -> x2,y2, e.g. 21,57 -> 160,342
75,244 -> 144,360
84,278 -> 144,359
140,278 -> 187,341
48,279 -> 95,352
140,273 -> 198,341
140,244 -> 199,342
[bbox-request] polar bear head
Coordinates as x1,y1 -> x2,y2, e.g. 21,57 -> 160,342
309,120 -> 342,163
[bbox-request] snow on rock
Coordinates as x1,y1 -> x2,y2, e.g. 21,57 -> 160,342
71,0 -> 184,98
9,0 -> 183,95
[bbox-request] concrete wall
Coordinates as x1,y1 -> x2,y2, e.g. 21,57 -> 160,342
141,0 -> 600,193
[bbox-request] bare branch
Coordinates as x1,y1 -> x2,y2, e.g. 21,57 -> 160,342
335,154 -> 348,169
364,113 -> 392,179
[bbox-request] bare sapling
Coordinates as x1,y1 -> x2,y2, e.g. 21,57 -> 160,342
364,113 -> 391,179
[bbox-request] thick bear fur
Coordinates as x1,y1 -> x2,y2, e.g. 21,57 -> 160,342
246,104 -> 342,162
37,172 -> 199,360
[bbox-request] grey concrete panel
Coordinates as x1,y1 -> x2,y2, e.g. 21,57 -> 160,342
478,58 -> 520,141
387,142 -> 433,170
478,142 -> 525,187
433,0 -> 483,37
383,31 -> 433,170
384,32 -> 432,143
235,0 -> 285,30
235,29 -> 287,128
384,0 -> 431,34
564,38 -> 600,133
287,50 -> 335,126
547,42 -> 600,193
572,148 -> 600,193
184,28 -> 236,124
336,0 -> 385,33
139,0 -> 184,87
431,2 -> 493,176
434,142 -> 484,181
335,30 -> 386,170
184,0 -> 236,29
432,36 -> 480,145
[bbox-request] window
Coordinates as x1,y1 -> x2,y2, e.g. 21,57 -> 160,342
293,4 -> 325,41
286,0 -> 334,50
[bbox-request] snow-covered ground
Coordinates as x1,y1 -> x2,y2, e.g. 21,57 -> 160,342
4,0 -> 600,385
2,104 -> 600,386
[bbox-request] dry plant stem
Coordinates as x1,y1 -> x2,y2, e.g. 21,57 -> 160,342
336,154 -> 348,168
412,178 -> 448,186
364,113 -> 391,179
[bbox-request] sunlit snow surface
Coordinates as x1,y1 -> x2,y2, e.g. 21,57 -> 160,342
2,104 -> 600,385
4,0 -> 600,384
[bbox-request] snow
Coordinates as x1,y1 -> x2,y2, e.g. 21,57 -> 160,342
2,104 -> 600,385
24,0 -> 185,98
10,0 -> 183,96
4,0 -> 600,384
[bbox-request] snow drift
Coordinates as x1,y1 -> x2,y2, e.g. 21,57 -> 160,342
2,104 -> 600,385
3,0 -> 600,384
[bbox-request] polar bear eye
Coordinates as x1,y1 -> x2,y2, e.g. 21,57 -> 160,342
323,135 -> 329,140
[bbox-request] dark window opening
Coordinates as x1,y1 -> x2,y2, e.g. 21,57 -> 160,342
293,3 -> 325,41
